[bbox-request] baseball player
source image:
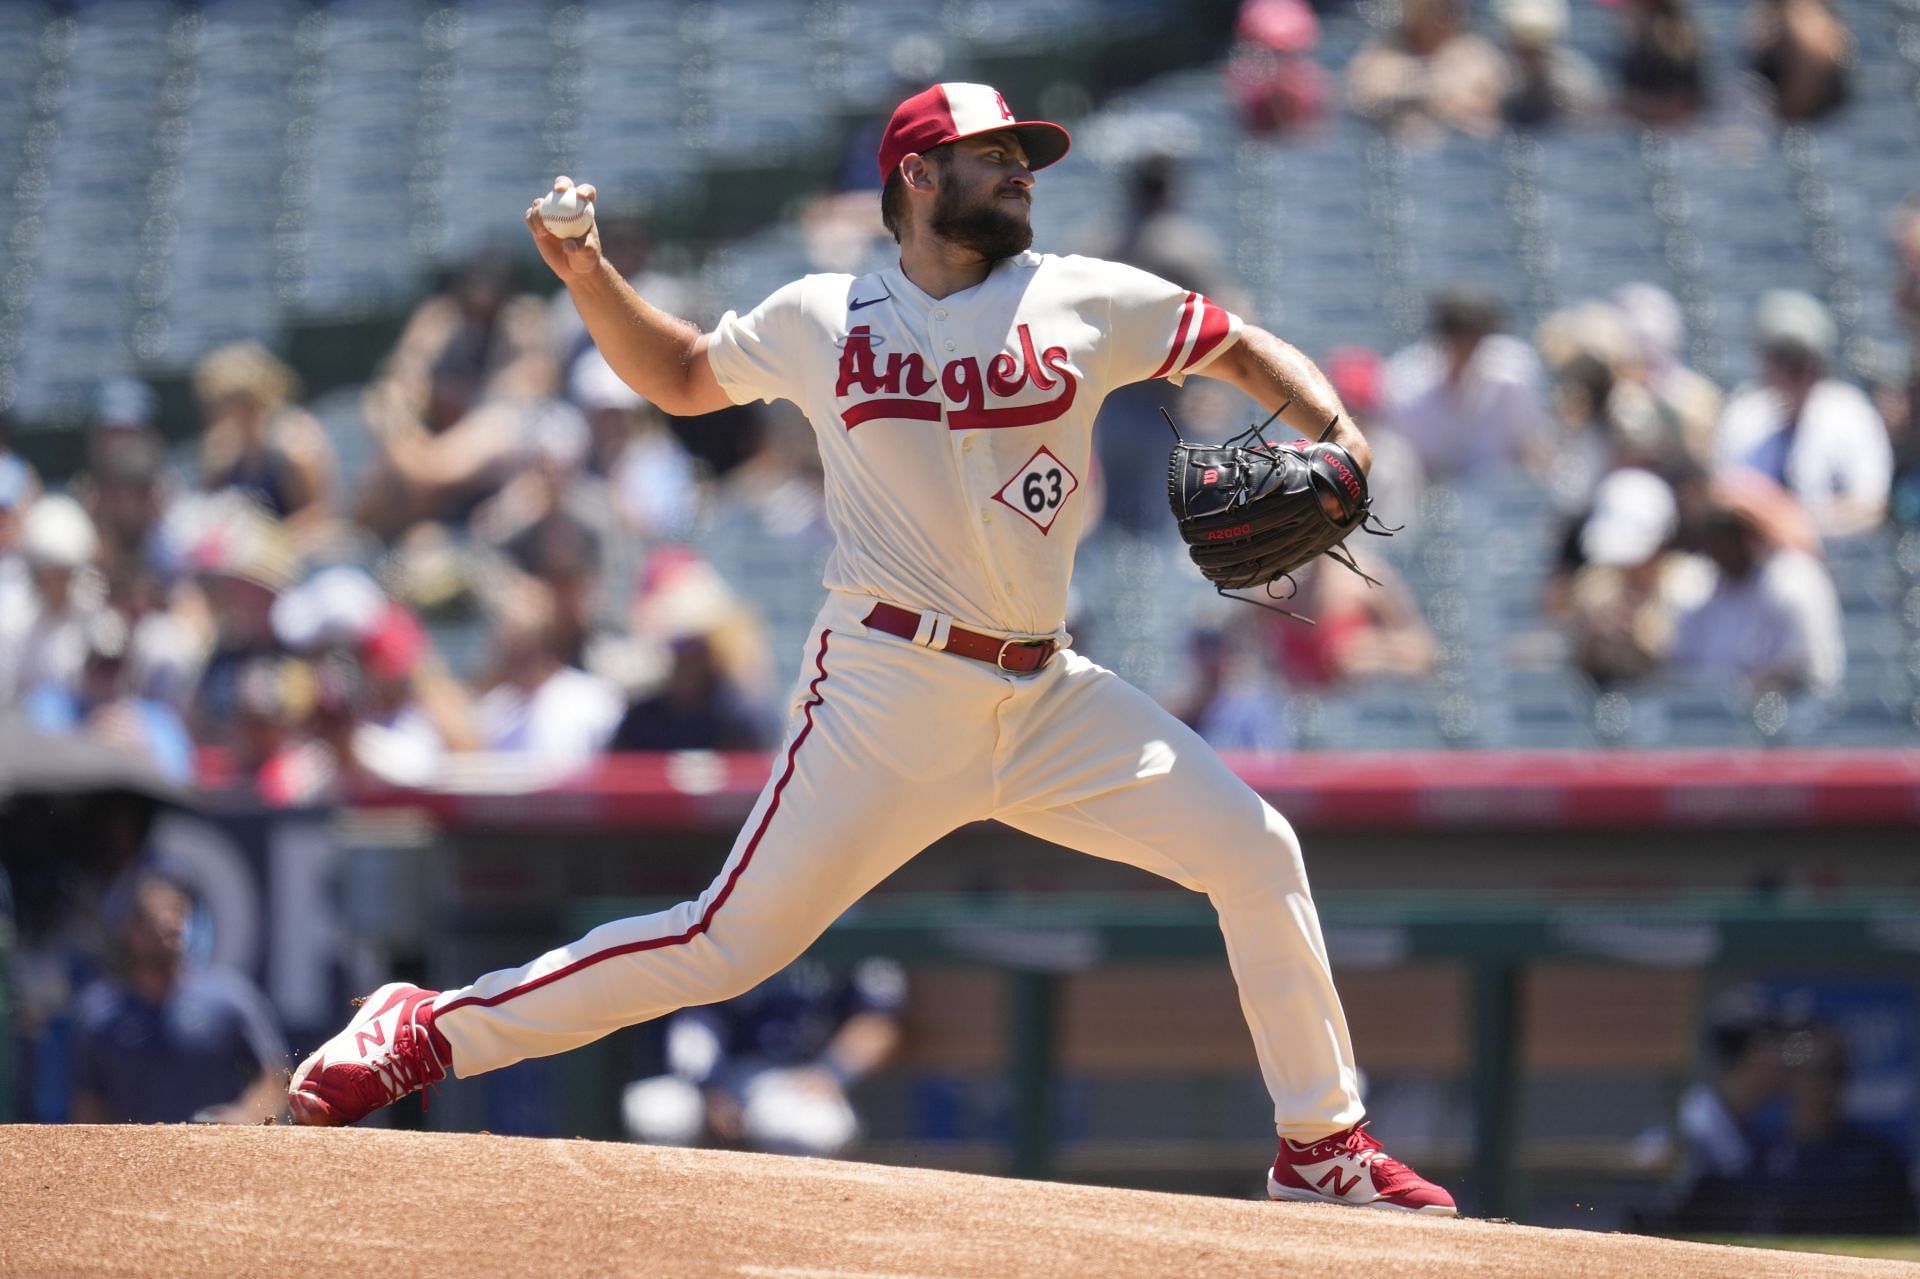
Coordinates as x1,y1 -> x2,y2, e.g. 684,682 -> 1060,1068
290,83 -> 1455,1216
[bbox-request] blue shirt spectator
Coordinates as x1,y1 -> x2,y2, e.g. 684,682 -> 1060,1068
68,874 -> 287,1124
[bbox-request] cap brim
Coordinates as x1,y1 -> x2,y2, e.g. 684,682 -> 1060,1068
953,120 -> 1072,171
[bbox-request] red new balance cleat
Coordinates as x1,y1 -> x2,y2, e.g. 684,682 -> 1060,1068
288,983 -> 451,1126
1268,1121 -> 1457,1215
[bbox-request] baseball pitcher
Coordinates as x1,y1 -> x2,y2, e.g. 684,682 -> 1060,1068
290,83 -> 1453,1216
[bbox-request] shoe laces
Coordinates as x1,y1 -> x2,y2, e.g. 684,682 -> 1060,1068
354,1003 -> 447,1111
1340,1122 -> 1385,1165
1338,1123 -> 1427,1192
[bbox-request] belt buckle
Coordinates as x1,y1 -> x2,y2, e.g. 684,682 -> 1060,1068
996,637 -> 1052,672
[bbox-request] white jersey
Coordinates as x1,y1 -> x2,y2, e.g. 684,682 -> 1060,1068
706,251 -> 1243,636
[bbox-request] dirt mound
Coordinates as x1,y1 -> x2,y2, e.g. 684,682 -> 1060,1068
1,1126 -> 1912,1278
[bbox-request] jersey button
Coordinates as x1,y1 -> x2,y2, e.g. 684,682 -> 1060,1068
944,340 -> 956,351
961,438 -> 973,453
934,308 -> 948,320
981,511 -> 992,524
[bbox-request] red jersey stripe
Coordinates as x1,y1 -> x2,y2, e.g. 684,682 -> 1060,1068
1181,297 -> 1233,372
842,398 -> 942,429
1148,291 -> 1198,380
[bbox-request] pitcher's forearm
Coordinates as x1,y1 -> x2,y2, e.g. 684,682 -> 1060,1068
567,260 -> 727,416
1208,326 -> 1371,474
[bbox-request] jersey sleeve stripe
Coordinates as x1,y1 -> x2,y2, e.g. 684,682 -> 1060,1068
1148,291 -> 1199,380
1180,297 -> 1233,372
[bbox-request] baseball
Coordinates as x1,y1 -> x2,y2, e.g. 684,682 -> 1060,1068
538,186 -> 595,239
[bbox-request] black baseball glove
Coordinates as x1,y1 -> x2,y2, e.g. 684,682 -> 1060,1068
1167,412 -> 1392,615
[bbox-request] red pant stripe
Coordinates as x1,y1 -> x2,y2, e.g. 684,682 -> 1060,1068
436,629 -> 836,1016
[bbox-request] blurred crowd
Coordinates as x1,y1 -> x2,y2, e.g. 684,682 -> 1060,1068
1158,257 -> 1916,746
0,238 -> 797,804
2,228 -> 1915,792
1228,0 -> 1856,141
0,0 -> 1915,797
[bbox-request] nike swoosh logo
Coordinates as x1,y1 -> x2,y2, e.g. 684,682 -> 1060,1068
848,293 -> 890,312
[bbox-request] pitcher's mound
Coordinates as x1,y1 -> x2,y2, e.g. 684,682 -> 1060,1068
2,1125 -> 1913,1278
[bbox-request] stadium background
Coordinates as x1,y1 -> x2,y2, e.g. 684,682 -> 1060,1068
0,0 -> 1917,1250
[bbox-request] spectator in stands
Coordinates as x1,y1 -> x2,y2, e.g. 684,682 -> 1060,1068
85,378 -> 162,476
1545,342 -> 1681,500
1164,623 -> 1294,753
1263,554 -> 1437,689
69,872 -> 287,1125
1668,488 -> 1844,699
570,350 -> 701,544
1746,0 -> 1852,124
1225,0 -> 1328,138
1381,287 -> 1551,482
1546,351 -> 1623,503
612,552 -> 776,752
0,495 -> 102,708
1347,0 -> 1506,144
356,254 -> 561,543
380,253 -> 555,423
270,567 -> 474,787
1761,1022 -> 1918,1235
359,375 -> 594,548
1325,345 -> 1426,521
1613,282 -> 1721,468
193,342 -> 336,549
187,502 -> 300,744
474,582 -> 623,769
610,628 -> 772,754
622,955 -> 905,1158
222,656 -> 325,805
350,603 -> 476,784
21,609 -> 194,786
1495,0 -> 1607,130
79,428 -> 170,589
1558,467 -> 1697,685
1615,0 -> 1710,128
611,571 -> 775,755
473,407 -> 608,669
1716,290 -> 1891,537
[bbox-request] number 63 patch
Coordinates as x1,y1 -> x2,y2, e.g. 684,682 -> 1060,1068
993,445 -> 1080,534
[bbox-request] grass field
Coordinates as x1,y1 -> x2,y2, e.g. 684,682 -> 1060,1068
1695,1237 -> 1920,1264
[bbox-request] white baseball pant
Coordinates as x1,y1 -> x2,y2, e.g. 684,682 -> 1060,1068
433,590 -> 1365,1139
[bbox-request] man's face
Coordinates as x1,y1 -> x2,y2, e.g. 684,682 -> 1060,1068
928,133 -> 1035,262
124,880 -> 190,974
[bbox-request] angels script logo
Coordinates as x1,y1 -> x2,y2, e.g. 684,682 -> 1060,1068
836,324 -> 1076,430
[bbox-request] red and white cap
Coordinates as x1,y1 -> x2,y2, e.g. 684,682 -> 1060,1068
876,83 -> 1071,183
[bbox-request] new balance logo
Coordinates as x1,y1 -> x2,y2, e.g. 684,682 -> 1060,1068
354,1022 -> 387,1057
1317,1166 -> 1363,1198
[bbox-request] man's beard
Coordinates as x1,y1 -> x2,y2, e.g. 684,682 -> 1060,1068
930,182 -> 1033,262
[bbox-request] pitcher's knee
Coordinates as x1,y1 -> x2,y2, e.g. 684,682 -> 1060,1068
694,931 -> 808,1003
1191,822 -> 1310,896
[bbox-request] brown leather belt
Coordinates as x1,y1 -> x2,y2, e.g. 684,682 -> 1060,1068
862,602 -> 1060,673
